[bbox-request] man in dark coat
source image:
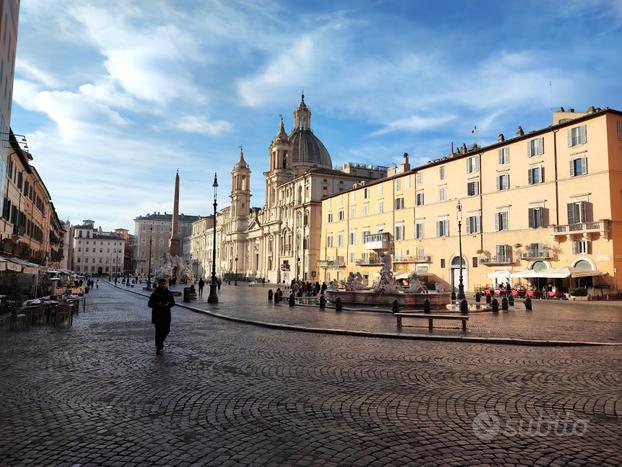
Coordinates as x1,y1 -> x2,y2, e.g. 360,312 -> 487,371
148,278 -> 175,355
198,277 -> 205,296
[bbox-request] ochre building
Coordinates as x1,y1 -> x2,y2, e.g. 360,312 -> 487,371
320,107 -> 622,294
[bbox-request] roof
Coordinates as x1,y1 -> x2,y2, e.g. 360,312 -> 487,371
288,129 -> 332,168
323,107 -> 622,200
134,213 -> 203,222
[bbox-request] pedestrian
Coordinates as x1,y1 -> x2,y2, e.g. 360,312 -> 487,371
96,280 -> 99,289
217,278 -> 222,291
198,277 -> 205,296
148,278 -> 176,355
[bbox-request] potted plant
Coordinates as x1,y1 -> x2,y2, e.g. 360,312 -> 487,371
569,287 -> 589,301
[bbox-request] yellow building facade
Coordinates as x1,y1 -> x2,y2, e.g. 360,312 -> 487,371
320,108 -> 622,294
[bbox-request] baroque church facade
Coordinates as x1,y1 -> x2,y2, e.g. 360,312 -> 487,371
190,95 -> 386,283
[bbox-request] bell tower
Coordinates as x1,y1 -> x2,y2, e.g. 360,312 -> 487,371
231,147 -> 251,229
294,92 -> 311,130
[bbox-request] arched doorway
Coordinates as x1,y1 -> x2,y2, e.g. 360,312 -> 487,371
450,256 -> 468,293
530,260 -> 548,290
573,259 -> 594,288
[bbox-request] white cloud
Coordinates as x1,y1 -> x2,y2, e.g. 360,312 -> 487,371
371,114 -> 456,136
172,115 -> 233,136
15,60 -> 60,88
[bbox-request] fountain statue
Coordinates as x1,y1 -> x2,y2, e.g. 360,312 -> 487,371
372,261 -> 398,294
155,252 -> 193,284
345,272 -> 367,291
405,271 -> 427,293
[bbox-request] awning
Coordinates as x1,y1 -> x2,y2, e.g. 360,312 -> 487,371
570,267 -> 606,278
487,269 -> 511,280
510,267 -> 606,279
395,271 -> 434,280
510,269 -> 536,278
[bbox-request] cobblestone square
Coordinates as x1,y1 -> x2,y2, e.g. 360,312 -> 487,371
1,284 -> 620,466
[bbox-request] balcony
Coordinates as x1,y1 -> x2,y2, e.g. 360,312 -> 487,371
318,259 -> 345,269
393,255 -> 431,264
479,256 -> 514,266
364,232 -> 392,251
520,250 -> 553,260
355,257 -> 384,266
553,220 -> 610,238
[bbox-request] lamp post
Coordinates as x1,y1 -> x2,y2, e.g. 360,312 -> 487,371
296,257 -> 300,282
456,200 -> 465,300
114,246 -> 119,285
207,173 -> 219,304
234,256 -> 238,286
146,226 -> 153,290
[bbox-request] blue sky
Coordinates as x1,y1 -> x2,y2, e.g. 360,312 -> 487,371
11,0 -> 622,231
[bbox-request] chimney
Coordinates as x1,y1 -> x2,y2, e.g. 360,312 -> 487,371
498,133 -> 505,143
402,152 -> 410,171
516,126 -> 524,136
461,143 -> 468,154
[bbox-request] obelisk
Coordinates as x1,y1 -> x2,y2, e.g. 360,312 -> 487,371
169,170 -> 181,256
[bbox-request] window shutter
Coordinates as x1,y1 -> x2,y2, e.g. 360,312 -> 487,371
476,181 -> 480,195
528,169 -> 533,184
527,140 -> 532,157
567,203 -> 576,224
572,241 -> 578,254
496,176 -> 501,191
569,159 -> 575,176
495,213 -> 500,231
474,158 -> 479,172
499,150 -> 503,164
587,241 -> 592,254
567,129 -> 573,147
583,157 -> 588,175
528,208 -> 534,228
436,221 -> 440,237
580,125 -> 587,144
540,167 -> 544,183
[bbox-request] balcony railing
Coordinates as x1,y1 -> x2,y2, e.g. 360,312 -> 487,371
520,250 -> 552,260
393,255 -> 431,263
479,256 -> 514,266
355,257 -> 384,266
318,259 -> 345,269
364,232 -> 392,250
553,220 -> 610,237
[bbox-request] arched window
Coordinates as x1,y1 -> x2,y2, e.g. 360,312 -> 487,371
532,261 -> 547,272
574,259 -> 592,270
451,256 -> 466,267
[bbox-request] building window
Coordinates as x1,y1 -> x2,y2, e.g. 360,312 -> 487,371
349,253 -> 355,264
495,211 -> 509,231
572,240 -> 591,254
395,198 -> 404,210
395,178 -> 401,192
472,257 -> 478,268
466,215 -> 481,234
568,125 -> 587,147
528,167 -> 544,184
405,176 -> 411,189
466,156 -> 479,173
497,173 -> 510,191
394,224 -> 405,241
326,235 -> 333,247
363,188 -> 369,199
350,207 -> 356,219
567,201 -> 592,224
467,181 -> 480,196
338,210 -> 344,221
440,258 -> 445,268
327,213 -> 333,223
617,121 -> 622,140
337,232 -> 344,247
527,137 -> 544,157
377,185 -> 383,196
377,200 -> 384,213
415,192 -> 424,206
416,172 -> 422,184
436,219 -> 449,237
528,207 -> 548,228
439,186 -> 446,202
363,205 -> 369,216
570,156 -> 588,176
496,244 -> 512,262
361,229 -> 370,243
439,166 -> 445,180
415,221 -> 424,239
349,231 -> 356,245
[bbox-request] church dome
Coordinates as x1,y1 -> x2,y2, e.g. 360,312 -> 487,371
288,129 -> 332,168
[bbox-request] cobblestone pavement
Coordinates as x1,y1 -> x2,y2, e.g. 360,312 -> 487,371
1,283 -> 621,466
183,283 -> 622,343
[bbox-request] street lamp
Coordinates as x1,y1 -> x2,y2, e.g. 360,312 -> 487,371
207,173 -> 219,304
456,200 -> 465,300
234,256 -> 238,286
296,256 -> 300,282
114,245 -> 119,285
147,226 -> 153,290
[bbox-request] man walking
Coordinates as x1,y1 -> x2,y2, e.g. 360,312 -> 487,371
198,277 -> 205,297
148,278 -> 175,355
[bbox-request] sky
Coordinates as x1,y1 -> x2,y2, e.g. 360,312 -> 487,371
10,0 -> 622,232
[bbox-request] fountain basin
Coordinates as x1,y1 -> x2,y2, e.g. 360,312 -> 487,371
325,289 -> 451,310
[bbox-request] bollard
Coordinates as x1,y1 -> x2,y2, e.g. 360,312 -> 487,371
501,297 -> 509,311
83,297 -> 86,313
268,289 -> 273,301
492,298 -> 499,313
460,298 -> 469,315
392,300 -> 400,314
486,294 -> 492,304
423,299 -> 431,314
335,297 -> 343,312
319,295 -> 326,309
274,294 -> 281,304
525,297 -> 532,311
508,295 -> 514,307
451,291 -> 456,301
475,292 -> 481,303
288,293 -> 295,307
